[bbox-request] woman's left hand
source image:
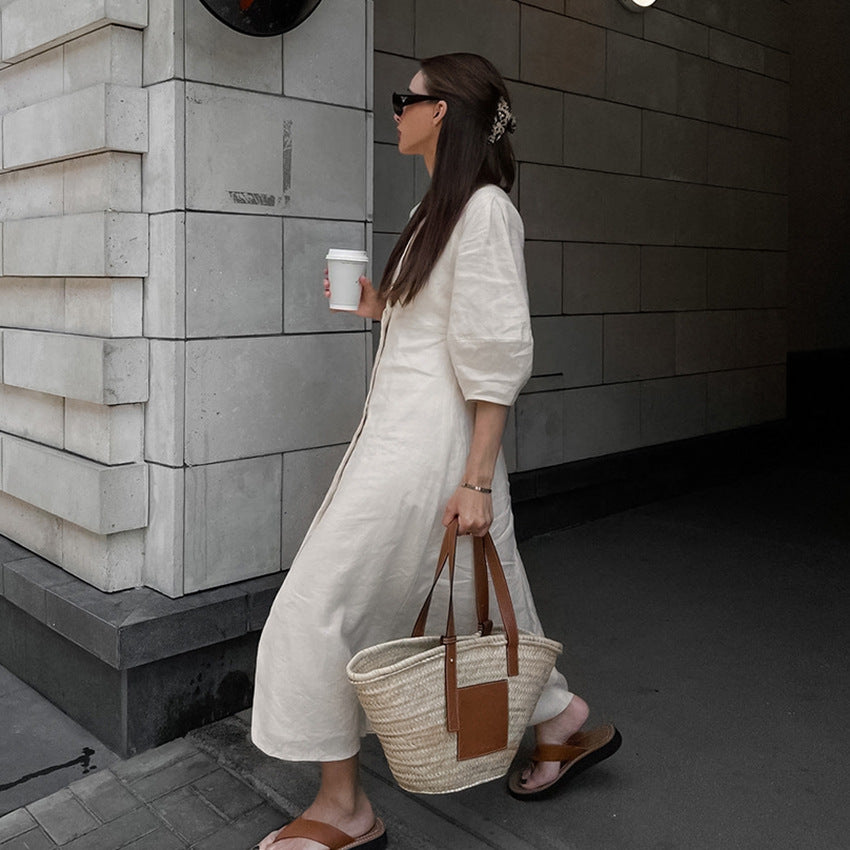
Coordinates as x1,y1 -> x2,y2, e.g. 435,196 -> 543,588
442,486 -> 493,537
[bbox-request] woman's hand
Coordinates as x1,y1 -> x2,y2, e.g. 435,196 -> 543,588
442,485 -> 493,537
323,271 -> 386,320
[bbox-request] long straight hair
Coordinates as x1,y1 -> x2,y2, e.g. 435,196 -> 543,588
377,53 -> 516,305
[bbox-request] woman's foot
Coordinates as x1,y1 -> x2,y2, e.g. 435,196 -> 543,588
519,694 -> 590,791
257,791 -> 376,849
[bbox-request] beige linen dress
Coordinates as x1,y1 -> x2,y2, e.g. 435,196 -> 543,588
252,184 -> 573,762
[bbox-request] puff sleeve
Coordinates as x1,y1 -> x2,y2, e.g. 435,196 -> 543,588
446,190 -> 533,406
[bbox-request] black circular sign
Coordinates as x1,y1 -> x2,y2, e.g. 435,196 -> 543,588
198,0 -> 324,36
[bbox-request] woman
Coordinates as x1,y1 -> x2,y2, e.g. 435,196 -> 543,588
252,54 -> 619,850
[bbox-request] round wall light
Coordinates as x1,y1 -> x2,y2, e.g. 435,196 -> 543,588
617,0 -> 657,11
198,0 -> 325,36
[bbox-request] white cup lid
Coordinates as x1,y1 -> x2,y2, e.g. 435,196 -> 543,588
326,248 -> 369,262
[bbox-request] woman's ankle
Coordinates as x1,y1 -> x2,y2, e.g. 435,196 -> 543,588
314,787 -> 370,817
536,694 -> 590,744
565,694 -> 590,728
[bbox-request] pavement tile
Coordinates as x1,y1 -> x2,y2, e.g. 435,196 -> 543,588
27,789 -> 98,846
190,769 -> 263,820
1,827 -> 55,849
122,827 -> 187,849
68,771 -> 140,824
111,740 -> 198,784
150,786 -> 226,845
188,804 -> 283,850
0,810 -> 37,843
128,753 -> 218,803
60,807 -> 160,850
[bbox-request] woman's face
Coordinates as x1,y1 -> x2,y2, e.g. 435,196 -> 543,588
395,70 -> 444,161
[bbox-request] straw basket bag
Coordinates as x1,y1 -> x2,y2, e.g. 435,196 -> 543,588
346,520 -> 562,794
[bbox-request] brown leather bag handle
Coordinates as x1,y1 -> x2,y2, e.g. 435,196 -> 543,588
411,520 -> 458,638
411,521 -> 521,732
412,523 -> 510,642
473,536 -> 493,636
481,532 -> 520,677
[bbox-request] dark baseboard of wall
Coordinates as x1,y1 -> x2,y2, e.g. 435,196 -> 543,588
0,595 -> 262,758
0,536 -> 282,758
511,345 -> 850,540
510,421 -> 790,541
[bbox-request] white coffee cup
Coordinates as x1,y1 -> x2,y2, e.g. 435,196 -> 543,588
326,248 -> 369,311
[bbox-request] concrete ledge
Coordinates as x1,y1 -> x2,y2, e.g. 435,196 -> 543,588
65,399 -> 144,465
0,276 -> 143,337
0,161 -> 64,221
0,543 -> 283,755
0,276 -> 65,332
0,382 -> 65,449
65,277 -> 144,338
64,152 -> 143,216
2,330 -> 148,404
2,212 -> 149,277
2,84 -> 147,170
0,434 -> 148,534
0,533 -> 30,567
0,490 -> 64,566
0,44 -> 65,117
0,489 -> 141,592
62,522 -> 144,591
64,24 -> 143,92
1,0 -> 148,63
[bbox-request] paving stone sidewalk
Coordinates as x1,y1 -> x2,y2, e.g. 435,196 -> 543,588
0,710 -> 524,850
0,713 -> 287,850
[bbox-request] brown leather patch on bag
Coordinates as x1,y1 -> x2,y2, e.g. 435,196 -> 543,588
456,679 -> 509,760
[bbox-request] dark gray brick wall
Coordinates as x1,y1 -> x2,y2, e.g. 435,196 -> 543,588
374,0 -> 789,470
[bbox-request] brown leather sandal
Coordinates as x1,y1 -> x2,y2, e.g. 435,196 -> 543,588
255,816 -> 387,849
507,724 -> 622,799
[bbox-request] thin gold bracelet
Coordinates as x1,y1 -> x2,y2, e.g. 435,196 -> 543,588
461,482 -> 492,494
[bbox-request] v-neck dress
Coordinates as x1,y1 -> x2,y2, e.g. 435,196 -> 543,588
251,185 -> 573,761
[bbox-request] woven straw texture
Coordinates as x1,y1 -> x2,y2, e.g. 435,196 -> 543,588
347,630 -> 562,793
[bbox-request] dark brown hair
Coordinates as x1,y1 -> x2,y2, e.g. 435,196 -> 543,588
377,53 -> 516,305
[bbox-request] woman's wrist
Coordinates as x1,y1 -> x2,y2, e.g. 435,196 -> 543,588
460,467 -> 494,489
461,466 -> 494,489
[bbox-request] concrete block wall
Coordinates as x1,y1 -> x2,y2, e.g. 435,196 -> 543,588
0,2 -> 150,592
374,0 -> 789,472
143,0 -> 372,597
0,0 -> 374,596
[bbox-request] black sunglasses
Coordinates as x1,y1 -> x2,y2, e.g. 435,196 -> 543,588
392,92 -> 440,117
